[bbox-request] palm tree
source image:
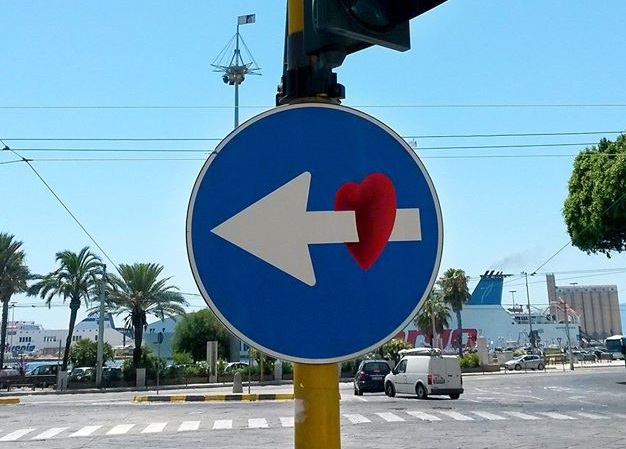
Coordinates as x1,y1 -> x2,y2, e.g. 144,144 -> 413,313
438,268 -> 470,355
28,247 -> 102,371
106,263 -> 187,368
0,233 -> 32,368
415,291 -> 451,348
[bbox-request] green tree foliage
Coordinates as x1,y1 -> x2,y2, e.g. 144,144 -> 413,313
563,135 -> 626,256
171,309 -> 230,362
437,268 -> 470,355
121,345 -> 164,381
414,291 -> 451,341
28,247 -> 101,371
69,338 -> 114,368
0,233 -> 32,369
381,338 -> 413,364
106,263 -> 187,368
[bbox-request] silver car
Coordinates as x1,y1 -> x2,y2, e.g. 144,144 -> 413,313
504,355 -> 545,371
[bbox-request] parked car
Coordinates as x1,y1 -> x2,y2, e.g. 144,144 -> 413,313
384,348 -> 463,400
504,354 -> 545,371
224,362 -> 249,374
25,363 -> 58,387
594,350 -> 613,361
353,360 -> 391,395
69,367 -> 95,382
571,350 -> 596,362
0,368 -> 22,390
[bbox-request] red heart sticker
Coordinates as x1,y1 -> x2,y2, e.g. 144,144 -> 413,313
334,173 -> 397,270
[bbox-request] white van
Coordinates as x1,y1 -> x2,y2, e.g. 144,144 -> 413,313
384,348 -> 463,399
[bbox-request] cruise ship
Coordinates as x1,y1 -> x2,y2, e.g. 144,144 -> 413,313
397,272 -> 580,351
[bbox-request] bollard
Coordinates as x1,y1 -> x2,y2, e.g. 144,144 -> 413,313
232,371 -> 243,393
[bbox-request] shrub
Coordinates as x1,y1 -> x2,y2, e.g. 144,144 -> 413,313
459,353 -> 480,368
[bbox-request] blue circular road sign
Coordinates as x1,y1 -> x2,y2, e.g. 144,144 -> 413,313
187,103 -> 442,363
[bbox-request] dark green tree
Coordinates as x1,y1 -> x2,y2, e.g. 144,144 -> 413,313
563,135 -> 626,256
69,338 -> 114,368
438,268 -> 470,355
414,290 -> 451,347
106,263 -> 187,368
0,233 -> 32,369
28,247 -> 102,371
171,309 -> 230,362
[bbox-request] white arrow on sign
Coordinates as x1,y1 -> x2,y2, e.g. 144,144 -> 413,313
211,171 -> 422,286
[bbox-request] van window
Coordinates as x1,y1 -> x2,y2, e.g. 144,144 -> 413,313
396,359 -> 407,374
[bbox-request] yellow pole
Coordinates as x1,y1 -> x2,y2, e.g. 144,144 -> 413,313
294,363 -> 341,449
288,0 -> 304,34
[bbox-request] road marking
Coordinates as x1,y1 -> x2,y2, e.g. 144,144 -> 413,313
376,412 -> 405,422
538,412 -> 575,420
213,420 -> 232,430
406,411 -> 441,421
248,418 -> 268,428
502,411 -> 541,420
577,412 -> 608,420
472,411 -> 506,421
612,413 -> 626,419
437,411 -> 474,421
70,425 -> 102,437
344,414 -> 371,424
178,421 -> 200,432
141,422 -> 167,433
0,428 -> 36,441
31,427 -> 69,440
106,424 -> 135,435
280,417 -> 294,427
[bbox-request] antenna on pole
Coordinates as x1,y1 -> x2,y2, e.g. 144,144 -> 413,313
211,14 -> 261,128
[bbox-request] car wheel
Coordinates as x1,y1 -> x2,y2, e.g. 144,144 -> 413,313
384,382 -> 396,398
514,364 -> 522,371
416,383 -> 428,400
353,387 -> 358,396
449,393 -> 460,400
537,363 -> 545,371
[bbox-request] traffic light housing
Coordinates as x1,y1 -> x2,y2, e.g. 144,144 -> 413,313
304,0 -> 447,57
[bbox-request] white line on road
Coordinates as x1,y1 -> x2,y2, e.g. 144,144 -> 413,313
577,412 -> 608,420
376,412 -> 405,422
280,417 -> 294,427
178,421 -> 200,432
31,427 -> 69,440
406,411 -> 441,421
502,411 -> 541,420
212,420 -> 232,430
70,425 -> 102,437
437,411 -> 474,421
141,422 -> 167,433
106,424 -> 136,435
0,428 -> 36,441
538,412 -> 575,420
472,411 -> 506,420
248,418 -> 268,428
344,414 -> 371,424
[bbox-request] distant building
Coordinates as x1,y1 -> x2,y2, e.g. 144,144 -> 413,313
546,274 -> 622,340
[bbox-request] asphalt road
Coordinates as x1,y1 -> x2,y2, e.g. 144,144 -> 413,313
1,365 -> 625,448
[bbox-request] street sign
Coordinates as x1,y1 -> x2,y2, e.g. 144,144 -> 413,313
187,103 -> 442,363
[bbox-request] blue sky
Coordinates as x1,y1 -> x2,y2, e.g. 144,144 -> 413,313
1,1 -> 626,331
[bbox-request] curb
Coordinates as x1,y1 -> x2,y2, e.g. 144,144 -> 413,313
0,397 -> 20,405
133,393 -> 294,403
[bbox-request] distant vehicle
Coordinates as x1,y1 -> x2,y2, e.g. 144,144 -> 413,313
504,355 -> 545,371
0,368 -> 22,390
25,363 -> 59,387
69,367 -> 95,382
353,360 -> 391,395
605,335 -> 626,360
593,349 -> 613,361
224,362 -> 248,374
571,350 -> 596,362
384,348 -> 463,400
